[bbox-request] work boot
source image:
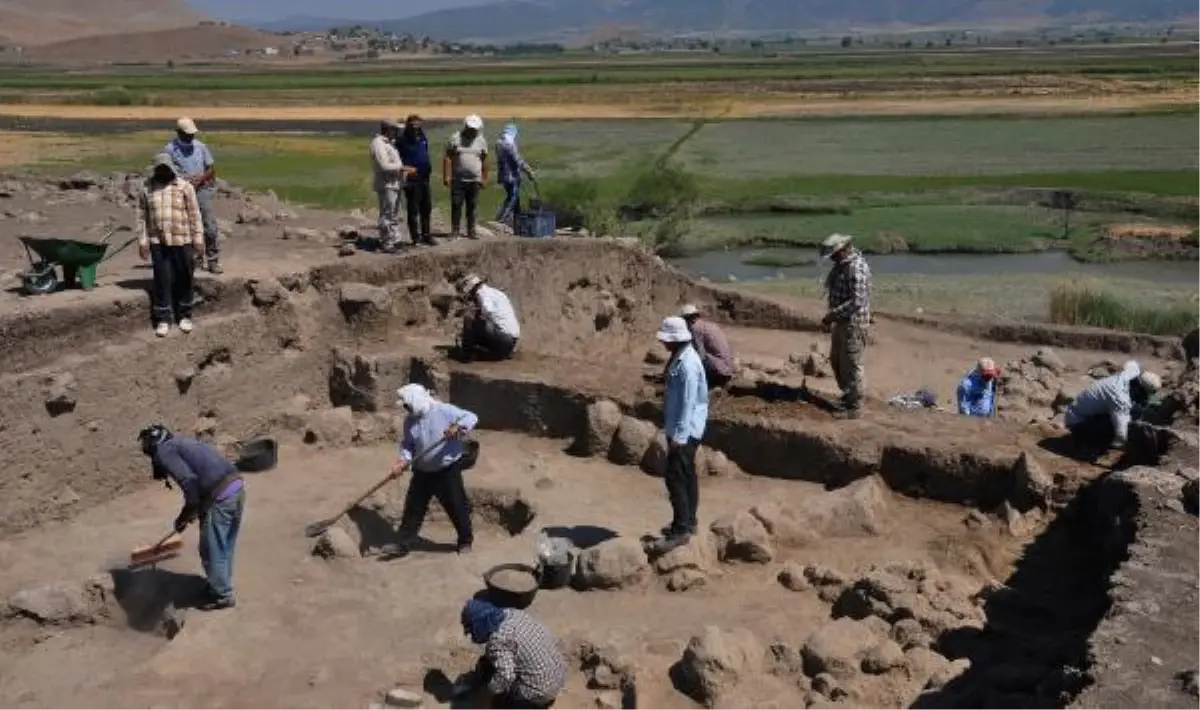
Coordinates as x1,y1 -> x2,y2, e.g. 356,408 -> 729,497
648,533 -> 690,556
423,236 -> 439,247
197,596 -> 236,611
207,259 -> 223,275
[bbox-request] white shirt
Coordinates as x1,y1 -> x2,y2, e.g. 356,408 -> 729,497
1064,360 -> 1141,442
369,134 -> 403,191
478,284 -> 520,339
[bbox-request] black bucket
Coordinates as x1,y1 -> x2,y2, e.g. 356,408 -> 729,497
539,559 -> 573,590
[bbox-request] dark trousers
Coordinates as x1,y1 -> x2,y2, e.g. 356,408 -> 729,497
496,179 -> 521,224
398,459 -> 473,546
705,368 -> 731,389
451,180 -> 481,237
462,315 -> 517,360
149,243 -> 195,325
404,180 -> 433,242
1068,414 -> 1116,449
664,437 -> 700,536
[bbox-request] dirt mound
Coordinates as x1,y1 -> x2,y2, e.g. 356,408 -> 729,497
25,24 -> 284,64
0,0 -> 204,46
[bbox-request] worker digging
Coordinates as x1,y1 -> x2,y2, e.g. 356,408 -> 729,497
455,598 -> 567,709
137,424 -> 246,611
680,303 -> 736,390
1063,360 -> 1161,455
457,272 -> 521,361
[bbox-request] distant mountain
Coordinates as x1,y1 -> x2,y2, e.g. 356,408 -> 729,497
0,0 -> 205,45
371,0 -> 1197,43
247,15 -> 362,32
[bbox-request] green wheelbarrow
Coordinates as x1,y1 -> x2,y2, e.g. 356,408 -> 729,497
18,231 -> 138,296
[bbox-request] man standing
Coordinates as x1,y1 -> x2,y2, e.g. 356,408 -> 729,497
457,273 -> 520,361
652,316 -> 709,553
443,114 -> 489,240
164,118 -> 221,274
137,424 -> 245,611
957,357 -> 1001,417
397,114 -> 436,246
392,384 -> 479,556
137,153 -> 204,338
820,233 -> 872,420
1064,361 -> 1161,452
680,304 -> 735,389
371,119 -> 415,251
495,123 -> 536,227
457,598 -> 567,709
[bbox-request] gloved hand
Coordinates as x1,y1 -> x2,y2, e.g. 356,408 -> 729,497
173,505 -> 197,534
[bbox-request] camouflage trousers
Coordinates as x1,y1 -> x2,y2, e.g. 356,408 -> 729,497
830,321 -> 867,410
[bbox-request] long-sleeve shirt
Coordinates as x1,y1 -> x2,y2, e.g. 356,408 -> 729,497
496,135 -> 531,185
663,344 -> 709,445
690,320 -> 735,378
153,436 -> 239,508
477,284 -> 521,339
137,177 -> 204,249
825,249 -> 872,328
163,138 -> 215,188
485,610 -> 567,705
370,134 -> 404,191
1065,361 -> 1142,443
396,131 -> 432,181
399,401 -> 480,473
956,371 -> 996,417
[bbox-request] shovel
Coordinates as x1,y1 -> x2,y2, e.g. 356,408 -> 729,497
304,419 -> 465,538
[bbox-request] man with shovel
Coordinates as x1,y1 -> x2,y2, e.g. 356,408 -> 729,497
137,424 -> 245,611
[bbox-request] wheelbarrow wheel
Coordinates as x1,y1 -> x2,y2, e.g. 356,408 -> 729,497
22,261 -> 59,296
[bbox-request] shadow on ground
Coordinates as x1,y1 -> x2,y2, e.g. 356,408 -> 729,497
108,567 -> 207,633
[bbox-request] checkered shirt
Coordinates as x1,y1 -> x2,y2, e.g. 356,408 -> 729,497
825,248 -> 872,328
138,177 -> 204,249
485,610 -> 567,704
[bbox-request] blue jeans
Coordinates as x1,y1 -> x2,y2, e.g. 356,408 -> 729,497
496,179 -> 521,224
200,489 -> 245,601
195,186 -> 219,261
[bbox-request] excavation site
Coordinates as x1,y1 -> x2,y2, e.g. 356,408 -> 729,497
0,175 -> 1196,709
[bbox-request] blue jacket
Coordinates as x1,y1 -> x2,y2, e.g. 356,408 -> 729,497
496,126 -> 531,185
153,436 -> 237,508
400,401 -> 480,473
957,371 -> 996,417
396,130 -> 432,181
663,344 -> 709,444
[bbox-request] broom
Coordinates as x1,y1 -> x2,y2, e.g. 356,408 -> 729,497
129,531 -> 184,568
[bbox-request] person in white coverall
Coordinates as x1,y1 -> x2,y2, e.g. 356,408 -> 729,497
1063,360 -> 1161,451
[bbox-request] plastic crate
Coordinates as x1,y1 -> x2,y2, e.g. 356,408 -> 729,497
515,209 -> 556,238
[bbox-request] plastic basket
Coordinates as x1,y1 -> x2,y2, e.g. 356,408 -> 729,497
515,209 -> 556,238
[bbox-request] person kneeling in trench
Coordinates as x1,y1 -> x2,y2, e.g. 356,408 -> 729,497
137,424 -> 245,611
1063,360 -> 1161,454
456,598 -> 566,709
457,273 -> 520,361
391,384 -> 479,556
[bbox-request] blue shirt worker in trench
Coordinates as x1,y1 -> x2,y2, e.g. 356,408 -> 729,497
456,598 -> 567,709
651,316 -> 709,554
163,118 -> 221,274
391,384 -> 480,557
137,424 -> 246,611
957,357 -> 1001,417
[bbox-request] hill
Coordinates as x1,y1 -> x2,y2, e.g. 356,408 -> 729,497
0,0 -> 206,46
22,24 -> 285,64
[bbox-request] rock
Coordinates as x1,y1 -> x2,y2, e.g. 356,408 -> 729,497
593,691 -> 622,709
337,225 -> 361,240
749,502 -> 818,547
580,400 -> 623,457
17,210 -> 47,224
805,477 -> 890,537
1177,669 -> 1199,698
44,372 -> 77,416
811,673 -> 846,700
640,431 -> 670,477
608,416 -> 657,466
1184,479 -> 1198,515
383,688 -> 423,708
861,640 -> 906,674
802,618 -> 881,679
644,348 -> 668,366
696,448 -> 739,478
574,538 -> 650,591
339,282 -> 392,319
777,562 -> 810,592
891,618 -> 931,650
466,485 -> 537,535
926,658 -> 971,690
249,278 -> 287,307
338,244 -> 357,257
710,511 -> 774,563
804,564 -> 848,587
282,226 -> 324,241
7,579 -> 109,625
653,529 -> 717,576
275,208 -> 298,221
1031,348 -> 1066,374
304,407 -> 357,448
51,485 -> 80,507
193,415 -> 218,438
1010,451 -> 1054,512
236,206 -> 274,224
580,642 -> 636,690
666,568 -> 708,592
312,527 -> 359,559
767,642 -> 805,678
174,368 -> 197,393
801,352 -> 832,378
675,626 -> 763,706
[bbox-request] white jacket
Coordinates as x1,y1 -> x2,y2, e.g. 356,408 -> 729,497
1064,361 -> 1141,442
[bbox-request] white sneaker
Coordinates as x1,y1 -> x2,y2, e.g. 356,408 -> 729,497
154,323 -> 170,337
178,318 -> 194,334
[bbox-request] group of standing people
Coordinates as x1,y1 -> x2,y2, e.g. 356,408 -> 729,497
370,114 -> 537,251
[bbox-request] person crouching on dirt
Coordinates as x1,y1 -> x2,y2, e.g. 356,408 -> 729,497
1063,361 -> 1161,451
458,273 -> 520,361
137,424 -> 245,611
957,357 -> 1001,417
391,384 -> 479,556
652,316 -> 709,554
820,233 -> 872,420
457,598 -> 566,709
137,153 -> 204,338
680,303 -> 735,389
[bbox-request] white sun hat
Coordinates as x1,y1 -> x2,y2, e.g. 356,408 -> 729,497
464,114 -> 483,130
820,233 -> 853,256
656,316 -> 692,343
680,304 -> 700,317
1138,371 -> 1162,393
176,117 -> 199,135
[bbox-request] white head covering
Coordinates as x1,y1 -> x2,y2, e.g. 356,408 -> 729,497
680,304 -> 700,317
176,117 -> 199,135
821,233 -> 853,257
397,383 -> 435,417
1137,371 -> 1162,394
656,316 -> 692,343
464,114 -> 483,130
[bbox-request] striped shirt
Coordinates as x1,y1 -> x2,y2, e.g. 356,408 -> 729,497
485,610 -> 567,705
825,248 -> 872,328
138,177 -> 204,249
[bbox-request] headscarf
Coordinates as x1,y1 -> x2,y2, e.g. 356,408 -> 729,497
461,598 -> 506,644
397,383 -> 435,417
499,123 -> 518,146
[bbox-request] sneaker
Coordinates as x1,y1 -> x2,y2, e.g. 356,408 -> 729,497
197,596 -> 236,611
154,322 -> 170,337
207,261 -> 224,275
648,533 -> 690,556
178,318 -> 194,333
466,232 -> 480,241
423,236 -> 440,247
456,543 -> 473,555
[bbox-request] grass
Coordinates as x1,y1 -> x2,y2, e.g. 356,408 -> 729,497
1049,281 -> 1197,335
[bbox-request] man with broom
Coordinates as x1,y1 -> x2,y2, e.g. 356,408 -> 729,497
138,424 -> 245,611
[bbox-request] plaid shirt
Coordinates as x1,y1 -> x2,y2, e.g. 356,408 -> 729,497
825,248 -> 872,328
137,177 -> 204,249
485,610 -> 567,704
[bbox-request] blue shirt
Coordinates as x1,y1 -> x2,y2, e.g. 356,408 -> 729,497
396,131 -> 432,181
400,401 -> 480,472
956,371 -> 996,417
496,137 -> 530,185
663,344 -> 709,444
153,436 -> 238,508
164,138 -> 215,184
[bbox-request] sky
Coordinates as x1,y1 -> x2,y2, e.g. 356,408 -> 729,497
189,0 -> 487,22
